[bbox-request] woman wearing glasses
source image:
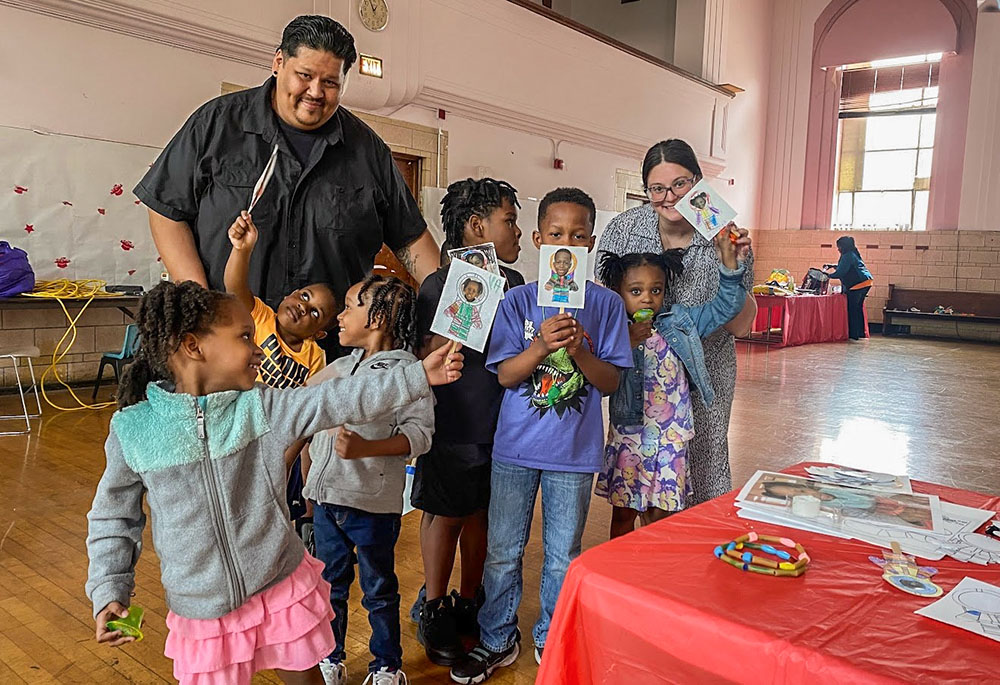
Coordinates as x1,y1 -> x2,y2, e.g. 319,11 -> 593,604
597,139 -> 755,504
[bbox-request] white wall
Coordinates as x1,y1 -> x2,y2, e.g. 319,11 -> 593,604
1,0 -> 772,221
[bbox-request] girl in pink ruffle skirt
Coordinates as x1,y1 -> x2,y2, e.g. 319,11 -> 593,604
84,281 -> 462,683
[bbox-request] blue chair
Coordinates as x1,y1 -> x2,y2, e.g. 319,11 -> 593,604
92,324 -> 140,400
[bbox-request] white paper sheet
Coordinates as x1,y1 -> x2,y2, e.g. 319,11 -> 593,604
805,465 -> 913,494
536,244 -> 588,310
430,260 -> 505,352
915,577 -> 1000,642
673,178 -> 736,242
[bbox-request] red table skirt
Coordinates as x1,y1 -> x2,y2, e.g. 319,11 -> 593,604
752,293 -> 867,347
537,463 -> 1000,685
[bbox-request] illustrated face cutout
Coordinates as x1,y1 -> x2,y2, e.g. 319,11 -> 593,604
537,244 -> 588,310
430,259 -> 504,353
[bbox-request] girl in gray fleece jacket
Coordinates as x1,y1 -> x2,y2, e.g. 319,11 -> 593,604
303,274 -> 434,685
85,281 -> 462,685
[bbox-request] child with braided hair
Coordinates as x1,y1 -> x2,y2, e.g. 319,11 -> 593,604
85,281 -> 463,685
304,273 -> 435,685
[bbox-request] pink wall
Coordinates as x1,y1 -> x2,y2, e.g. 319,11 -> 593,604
800,0 -> 977,231
0,0 -> 773,221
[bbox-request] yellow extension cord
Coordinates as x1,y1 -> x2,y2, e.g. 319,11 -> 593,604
22,279 -> 127,411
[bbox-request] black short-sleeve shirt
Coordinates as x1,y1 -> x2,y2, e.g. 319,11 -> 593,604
134,77 -> 427,309
416,263 -> 525,445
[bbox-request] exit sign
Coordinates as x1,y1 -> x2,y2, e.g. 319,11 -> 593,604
360,54 -> 383,78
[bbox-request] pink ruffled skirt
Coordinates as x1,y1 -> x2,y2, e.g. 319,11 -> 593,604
164,553 -> 334,684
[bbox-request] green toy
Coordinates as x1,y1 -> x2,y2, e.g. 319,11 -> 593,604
107,606 -> 145,641
632,308 -> 654,323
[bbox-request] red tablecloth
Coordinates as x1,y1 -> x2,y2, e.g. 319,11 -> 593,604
538,463 -> 1000,685
752,294 -> 865,347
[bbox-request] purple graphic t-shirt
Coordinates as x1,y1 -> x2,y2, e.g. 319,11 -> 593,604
486,281 -> 632,473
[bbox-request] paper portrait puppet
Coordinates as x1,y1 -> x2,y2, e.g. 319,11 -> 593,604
674,178 -> 737,242
537,244 -> 588,310
447,242 -> 501,277
430,259 -> 505,353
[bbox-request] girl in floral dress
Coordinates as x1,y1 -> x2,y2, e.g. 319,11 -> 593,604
596,239 -> 747,538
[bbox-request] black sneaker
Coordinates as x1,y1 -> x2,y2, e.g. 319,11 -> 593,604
409,584 -> 425,624
418,596 -> 464,666
450,641 -> 520,684
451,588 -> 484,639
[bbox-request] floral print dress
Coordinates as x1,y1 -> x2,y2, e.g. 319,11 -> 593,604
596,330 -> 695,512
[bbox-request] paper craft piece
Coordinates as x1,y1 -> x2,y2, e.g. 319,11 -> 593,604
805,465 -> 913,494
674,178 -> 736,242
430,260 -> 505,353
869,542 -> 942,597
736,470 -> 942,533
841,502 -> 995,560
106,605 -> 145,641
248,144 -> 279,214
915,577 -> 1000,642
448,242 -> 500,277
939,532 -> 1000,565
537,244 -> 588,310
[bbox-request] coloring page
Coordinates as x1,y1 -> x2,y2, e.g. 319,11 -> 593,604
915,577 -> 1000,642
537,244 -> 588,309
673,178 -> 736,242
430,260 -> 505,353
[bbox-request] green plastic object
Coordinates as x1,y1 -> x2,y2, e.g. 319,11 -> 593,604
632,308 -> 654,323
107,606 -> 145,641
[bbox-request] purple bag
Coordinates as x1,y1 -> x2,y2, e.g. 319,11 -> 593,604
0,241 -> 35,297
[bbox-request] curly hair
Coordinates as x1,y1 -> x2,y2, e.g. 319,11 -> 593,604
537,187 -> 596,230
597,250 -> 685,296
355,274 -> 418,351
440,177 -> 519,252
117,281 -> 234,409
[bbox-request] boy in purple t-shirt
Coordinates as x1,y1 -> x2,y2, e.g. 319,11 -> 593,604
451,188 -> 632,683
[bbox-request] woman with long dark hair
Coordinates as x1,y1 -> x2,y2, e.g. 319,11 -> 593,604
824,236 -> 873,340
598,139 -> 755,504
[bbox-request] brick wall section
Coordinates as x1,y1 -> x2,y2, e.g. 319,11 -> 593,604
1,305 -> 130,390
752,230 -> 1000,327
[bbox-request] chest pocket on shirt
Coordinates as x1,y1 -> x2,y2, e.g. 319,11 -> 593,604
323,184 -> 379,233
213,167 -> 275,228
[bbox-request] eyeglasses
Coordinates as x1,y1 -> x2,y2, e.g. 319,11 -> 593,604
644,177 -> 696,201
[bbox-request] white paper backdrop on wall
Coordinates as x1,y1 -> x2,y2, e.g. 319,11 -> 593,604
421,186 -> 617,285
1,126 -> 162,289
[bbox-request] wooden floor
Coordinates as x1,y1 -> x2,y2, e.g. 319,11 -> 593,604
1,336 -> 998,684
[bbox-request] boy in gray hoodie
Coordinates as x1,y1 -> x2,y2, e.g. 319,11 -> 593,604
304,274 -> 434,685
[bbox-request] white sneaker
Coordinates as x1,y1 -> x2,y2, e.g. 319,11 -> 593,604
363,667 -> 409,685
534,646 -> 543,665
319,659 -> 347,685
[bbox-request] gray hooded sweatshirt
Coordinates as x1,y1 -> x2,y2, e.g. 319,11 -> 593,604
85,361 -> 429,620
304,348 -> 434,514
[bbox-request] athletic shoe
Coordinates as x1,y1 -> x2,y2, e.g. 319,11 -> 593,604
450,641 -> 520,684
362,667 -> 408,685
319,659 -> 346,685
409,584 -> 426,624
534,646 -> 543,665
451,588 -> 484,639
418,595 -> 464,666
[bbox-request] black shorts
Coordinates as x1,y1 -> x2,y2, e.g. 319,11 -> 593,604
411,443 -> 492,518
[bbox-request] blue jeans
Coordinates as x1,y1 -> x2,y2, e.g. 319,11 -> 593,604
312,503 -> 402,673
478,460 -> 594,652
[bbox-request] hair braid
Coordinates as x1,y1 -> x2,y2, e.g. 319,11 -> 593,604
117,281 -> 234,409
440,177 -> 519,252
598,251 -> 684,300
356,274 -> 419,351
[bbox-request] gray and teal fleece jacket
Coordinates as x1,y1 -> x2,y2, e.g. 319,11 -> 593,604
85,360 -> 430,620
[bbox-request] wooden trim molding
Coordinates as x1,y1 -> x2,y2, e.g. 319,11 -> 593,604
504,0 -> 734,98
2,0 -> 276,67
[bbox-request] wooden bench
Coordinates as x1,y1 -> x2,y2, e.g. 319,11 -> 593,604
882,285 -> 1000,337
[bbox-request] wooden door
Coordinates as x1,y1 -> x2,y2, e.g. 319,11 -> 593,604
374,153 -> 422,288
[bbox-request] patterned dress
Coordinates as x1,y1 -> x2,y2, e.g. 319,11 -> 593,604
597,204 -> 755,504
596,331 -> 695,512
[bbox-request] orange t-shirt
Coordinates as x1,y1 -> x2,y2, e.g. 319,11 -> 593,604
250,297 -> 326,389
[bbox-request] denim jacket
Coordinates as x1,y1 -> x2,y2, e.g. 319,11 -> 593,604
609,263 -> 747,425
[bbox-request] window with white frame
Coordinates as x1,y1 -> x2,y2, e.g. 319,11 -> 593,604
833,53 -> 941,231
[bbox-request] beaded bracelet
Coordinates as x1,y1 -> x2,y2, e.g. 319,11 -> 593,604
713,532 -> 811,577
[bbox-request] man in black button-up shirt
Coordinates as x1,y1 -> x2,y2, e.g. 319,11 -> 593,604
135,15 -> 440,312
